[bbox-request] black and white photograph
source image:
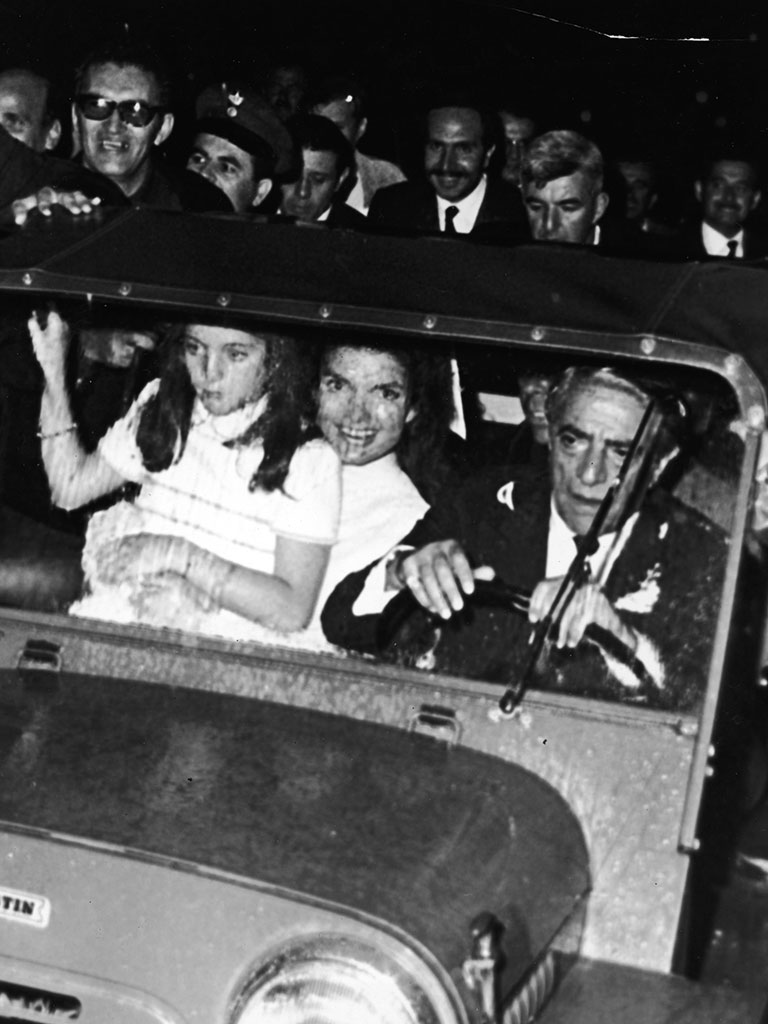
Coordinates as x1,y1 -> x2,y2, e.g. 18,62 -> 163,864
1,3 -> 768,1021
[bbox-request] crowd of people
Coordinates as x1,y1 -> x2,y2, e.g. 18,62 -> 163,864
0,34 -> 766,257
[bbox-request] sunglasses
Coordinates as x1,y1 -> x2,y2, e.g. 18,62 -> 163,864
75,94 -> 164,128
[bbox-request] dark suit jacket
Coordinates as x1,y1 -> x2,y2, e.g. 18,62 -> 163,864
130,159 -> 232,212
325,201 -> 369,230
671,219 -> 768,261
367,177 -> 530,244
322,461 -> 726,711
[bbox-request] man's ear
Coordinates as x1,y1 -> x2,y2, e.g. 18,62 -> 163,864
694,180 -> 703,204
594,190 -> 609,223
43,118 -> 62,152
70,104 -> 81,155
153,112 -> 174,148
354,116 -> 368,147
252,178 -> 273,208
751,189 -> 762,212
482,143 -> 496,170
334,166 -> 349,193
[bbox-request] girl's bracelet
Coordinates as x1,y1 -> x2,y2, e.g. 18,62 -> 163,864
37,423 -> 77,440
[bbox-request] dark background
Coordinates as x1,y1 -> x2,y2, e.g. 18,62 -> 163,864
2,1 -> 767,183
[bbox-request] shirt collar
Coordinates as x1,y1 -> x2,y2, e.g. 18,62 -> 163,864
546,500 -> 617,579
191,393 -> 268,440
436,175 -> 488,232
701,221 -> 744,257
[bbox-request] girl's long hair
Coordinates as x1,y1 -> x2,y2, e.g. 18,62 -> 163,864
136,322 -> 313,492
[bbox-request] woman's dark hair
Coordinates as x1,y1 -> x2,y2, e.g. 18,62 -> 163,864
319,339 -> 457,502
136,321 -> 313,492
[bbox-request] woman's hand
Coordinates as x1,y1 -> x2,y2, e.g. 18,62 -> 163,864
98,533 -> 190,586
529,576 -> 637,651
28,309 -> 71,382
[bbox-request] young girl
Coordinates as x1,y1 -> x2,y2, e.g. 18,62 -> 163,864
29,310 -> 341,638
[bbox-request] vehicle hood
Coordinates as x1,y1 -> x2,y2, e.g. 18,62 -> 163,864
0,668 -> 589,982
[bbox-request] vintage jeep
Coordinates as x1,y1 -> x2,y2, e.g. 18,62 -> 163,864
0,208 -> 766,1023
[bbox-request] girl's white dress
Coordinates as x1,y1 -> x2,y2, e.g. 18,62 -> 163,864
70,382 -> 341,639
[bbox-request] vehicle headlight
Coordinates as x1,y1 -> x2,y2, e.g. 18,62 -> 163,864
228,934 -> 461,1024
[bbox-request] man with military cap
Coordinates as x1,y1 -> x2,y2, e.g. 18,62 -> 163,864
187,81 -> 294,214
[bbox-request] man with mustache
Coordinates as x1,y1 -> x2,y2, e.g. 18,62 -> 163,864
677,150 -> 767,259
367,95 -> 527,242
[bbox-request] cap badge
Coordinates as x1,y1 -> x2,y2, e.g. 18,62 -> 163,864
227,91 -> 244,118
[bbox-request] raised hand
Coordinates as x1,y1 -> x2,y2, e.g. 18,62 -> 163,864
28,308 -> 71,382
13,188 -> 101,226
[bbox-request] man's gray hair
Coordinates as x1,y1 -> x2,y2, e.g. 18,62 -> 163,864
545,366 -> 686,468
522,130 -> 604,195
546,367 -> 648,429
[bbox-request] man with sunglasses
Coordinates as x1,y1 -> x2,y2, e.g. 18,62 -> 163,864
72,40 -> 229,211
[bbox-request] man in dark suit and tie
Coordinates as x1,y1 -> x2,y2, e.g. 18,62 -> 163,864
323,367 -> 725,711
367,96 -> 528,242
675,150 -> 768,260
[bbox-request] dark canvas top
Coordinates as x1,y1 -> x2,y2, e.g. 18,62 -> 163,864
0,209 -> 767,397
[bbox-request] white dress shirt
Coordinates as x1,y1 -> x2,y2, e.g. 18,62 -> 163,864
701,221 -> 744,257
436,176 -> 487,233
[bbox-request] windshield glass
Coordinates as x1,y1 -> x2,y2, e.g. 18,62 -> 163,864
0,296 -> 741,715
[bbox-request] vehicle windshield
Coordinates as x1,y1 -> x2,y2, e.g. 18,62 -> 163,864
0,295 -> 742,717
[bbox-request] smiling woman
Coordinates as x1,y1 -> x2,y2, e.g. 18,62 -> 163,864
30,312 -> 341,636
300,339 -> 458,641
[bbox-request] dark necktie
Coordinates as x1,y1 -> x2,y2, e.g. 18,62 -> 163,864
444,205 -> 459,235
727,239 -> 739,259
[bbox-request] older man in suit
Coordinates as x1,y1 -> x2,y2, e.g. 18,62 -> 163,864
323,367 -> 725,711
368,96 -> 528,242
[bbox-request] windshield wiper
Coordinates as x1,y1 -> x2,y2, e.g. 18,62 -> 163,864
499,397 -> 668,714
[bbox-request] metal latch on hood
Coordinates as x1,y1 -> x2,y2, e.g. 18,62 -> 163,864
16,638 -> 62,691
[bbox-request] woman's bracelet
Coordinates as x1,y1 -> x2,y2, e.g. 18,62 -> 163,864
37,423 -> 77,440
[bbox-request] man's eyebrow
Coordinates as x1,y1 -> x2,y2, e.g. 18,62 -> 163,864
221,153 -> 244,169
556,422 -> 632,449
556,421 -> 588,439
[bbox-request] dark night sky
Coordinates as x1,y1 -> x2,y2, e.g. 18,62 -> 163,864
2,1 -> 767,174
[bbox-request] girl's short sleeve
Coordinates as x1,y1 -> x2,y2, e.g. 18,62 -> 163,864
97,380 -> 160,483
274,439 -> 341,545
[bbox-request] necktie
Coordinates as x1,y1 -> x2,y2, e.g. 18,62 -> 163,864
444,205 -> 459,235
727,239 -> 739,259
573,533 -> 598,576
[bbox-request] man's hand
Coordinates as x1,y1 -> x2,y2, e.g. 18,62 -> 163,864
529,576 -> 637,651
395,540 -> 494,619
28,308 -> 71,381
13,187 -> 101,226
